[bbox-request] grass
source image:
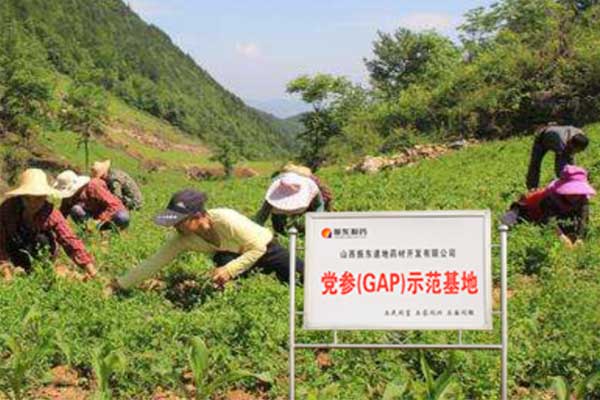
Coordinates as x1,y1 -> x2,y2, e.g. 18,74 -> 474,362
2,123 -> 600,398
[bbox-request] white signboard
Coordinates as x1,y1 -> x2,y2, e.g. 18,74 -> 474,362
304,211 -> 492,330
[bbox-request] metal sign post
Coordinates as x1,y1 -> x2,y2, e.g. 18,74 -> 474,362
288,218 -> 509,400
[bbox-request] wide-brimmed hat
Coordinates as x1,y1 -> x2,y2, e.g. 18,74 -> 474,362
281,163 -> 312,178
53,170 -> 91,198
548,165 -> 596,198
91,160 -> 111,178
3,169 -> 59,199
265,172 -> 319,213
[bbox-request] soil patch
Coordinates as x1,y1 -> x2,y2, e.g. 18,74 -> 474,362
29,365 -> 90,400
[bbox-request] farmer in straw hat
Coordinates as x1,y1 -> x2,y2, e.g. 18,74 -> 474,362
0,169 -> 96,281
526,125 -> 589,190
55,170 -> 130,231
107,189 -> 304,294
255,163 -> 332,235
503,165 -> 595,247
91,160 -> 143,211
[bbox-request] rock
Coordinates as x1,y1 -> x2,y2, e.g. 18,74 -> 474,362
186,166 -> 225,180
234,167 -> 259,178
349,142 -> 454,174
225,390 -> 256,400
449,139 -> 467,150
51,365 -> 79,387
316,350 -> 333,369
358,156 -> 388,174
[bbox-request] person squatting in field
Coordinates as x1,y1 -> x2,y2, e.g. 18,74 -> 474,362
107,189 -> 305,293
55,170 -> 130,231
0,169 -> 97,281
503,165 -> 595,247
526,124 -> 589,190
91,160 -> 143,211
255,163 -> 333,235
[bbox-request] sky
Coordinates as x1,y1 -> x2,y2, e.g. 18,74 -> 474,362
128,0 -> 496,115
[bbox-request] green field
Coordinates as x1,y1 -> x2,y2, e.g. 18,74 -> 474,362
2,123 -> 600,399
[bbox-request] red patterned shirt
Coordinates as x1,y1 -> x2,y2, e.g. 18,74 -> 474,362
61,178 -> 126,222
0,197 -> 93,267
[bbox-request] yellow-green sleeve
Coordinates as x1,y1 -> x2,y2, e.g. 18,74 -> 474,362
117,233 -> 189,289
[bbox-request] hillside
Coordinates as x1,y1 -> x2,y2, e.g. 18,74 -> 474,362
0,0 -> 290,157
1,123 -> 600,398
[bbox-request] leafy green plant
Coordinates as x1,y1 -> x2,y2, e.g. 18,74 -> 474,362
188,337 -> 210,399
91,344 -> 127,400
383,353 -> 460,400
0,306 -> 53,400
551,371 -> 600,400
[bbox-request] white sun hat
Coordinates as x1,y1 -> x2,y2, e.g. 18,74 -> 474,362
53,170 -> 91,199
265,172 -> 319,214
3,169 -> 60,199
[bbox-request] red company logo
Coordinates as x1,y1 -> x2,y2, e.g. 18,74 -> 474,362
321,228 -> 333,239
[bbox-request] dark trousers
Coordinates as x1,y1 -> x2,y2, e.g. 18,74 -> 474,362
213,241 -> 304,283
6,230 -> 55,270
526,135 -> 573,189
70,205 -> 130,230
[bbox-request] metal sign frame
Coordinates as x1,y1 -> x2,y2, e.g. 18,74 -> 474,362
288,219 -> 509,399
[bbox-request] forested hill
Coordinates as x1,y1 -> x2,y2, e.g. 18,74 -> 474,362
0,0 -> 289,157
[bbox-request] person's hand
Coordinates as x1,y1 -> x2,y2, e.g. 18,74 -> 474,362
212,267 -> 232,288
559,233 -> 575,249
1,262 -> 13,282
83,264 -> 98,281
103,278 -> 122,297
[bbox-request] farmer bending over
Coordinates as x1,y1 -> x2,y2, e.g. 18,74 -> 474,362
108,189 -> 304,292
0,169 -> 96,281
504,165 -> 595,247
92,160 -> 143,211
255,163 -> 332,235
526,125 -> 589,190
55,170 -> 130,231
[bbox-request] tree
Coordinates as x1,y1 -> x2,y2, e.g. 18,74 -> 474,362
61,84 -> 108,170
286,74 -> 353,168
210,139 -> 241,178
365,28 -> 460,98
0,21 -> 54,143
287,74 -> 351,111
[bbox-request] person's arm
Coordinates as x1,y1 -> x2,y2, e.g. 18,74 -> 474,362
116,233 -> 189,289
312,192 -> 325,212
555,152 -> 574,177
254,201 -> 272,226
0,213 -> 9,265
574,202 -> 589,240
0,220 -> 13,280
540,196 -> 577,245
50,210 -> 95,274
88,180 -> 125,222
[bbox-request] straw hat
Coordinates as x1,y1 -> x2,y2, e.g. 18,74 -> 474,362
281,163 -> 312,177
266,172 -> 319,214
53,170 -> 91,199
91,160 -> 111,178
547,165 -> 596,198
4,169 -> 59,199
